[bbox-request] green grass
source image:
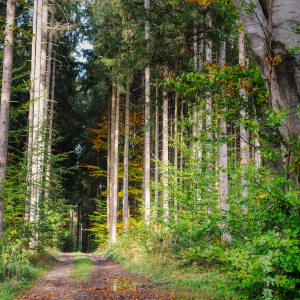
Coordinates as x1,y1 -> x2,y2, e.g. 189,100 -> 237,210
0,249 -> 59,300
99,230 -> 229,300
70,255 -> 93,282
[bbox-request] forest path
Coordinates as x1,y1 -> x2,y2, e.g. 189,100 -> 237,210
16,253 -> 176,300
17,253 -> 78,300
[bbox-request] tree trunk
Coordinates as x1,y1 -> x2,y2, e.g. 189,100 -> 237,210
0,0 -> 16,239
174,92 -> 178,219
162,90 -> 169,220
199,32 -> 204,69
144,0 -> 151,225
232,0 -> 300,144
239,30 -> 249,197
29,0 -> 45,249
154,78 -> 159,221
107,93 -> 111,234
194,24 -> 198,70
44,2 -> 56,201
206,12 -> 212,159
76,203 -> 80,252
114,90 -> 120,233
45,0 -> 55,119
179,100 -> 184,212
254,130 -> 261,168
218,38 -> 231,243
122,79 -> 130,232
109,81 -> 117,243
25,0 -> 38,222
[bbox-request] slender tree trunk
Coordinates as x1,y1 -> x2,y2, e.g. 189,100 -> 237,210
45,0 -> 55,119
30,0 -> 44,248
162,90 -> 169,220
25,0 -> 38,222
32,0 -> 48,247
192,26 -> 200,158
123,79 -> 130,232
0,0 -> 16,239
194,24 -> 198,70
44,2 -> 56,200
109,81 -> 117,243
173,92 -> 178,219
154,78 -> 159,221
144,0 -> 151,225
38,0 -> 48,161
254,131 -> 261,168
76,204 -> 80,252
218,37 -> 231,243
107,94 -> 111,233
239,30 -> 249,197
206,13 -> 212,159
179,101 -> 184,212
198,32 -> 203,69
44,52 -> 56,200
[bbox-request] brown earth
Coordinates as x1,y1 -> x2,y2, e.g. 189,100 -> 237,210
16,253 -> 177,300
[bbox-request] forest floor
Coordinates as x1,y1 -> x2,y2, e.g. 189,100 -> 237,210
16,253 -> 177,300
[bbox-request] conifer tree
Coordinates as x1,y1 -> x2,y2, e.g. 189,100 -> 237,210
218,34 -> 230,243
144,0 -> 151,225
239,29 -> 249,197
0,0 -> 16,239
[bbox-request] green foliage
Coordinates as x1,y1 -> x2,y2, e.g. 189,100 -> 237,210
288,47 -> 300,55
155,61 -> 300,299
89,59 -> 295,299
0,248 -> 59,300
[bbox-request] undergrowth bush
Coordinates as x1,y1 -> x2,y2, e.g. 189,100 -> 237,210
0,239 -> 59,300
104,134 -> 300,300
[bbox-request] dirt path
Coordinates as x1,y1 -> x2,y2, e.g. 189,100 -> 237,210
17,253 -> 78,300
17,253 -> 176,300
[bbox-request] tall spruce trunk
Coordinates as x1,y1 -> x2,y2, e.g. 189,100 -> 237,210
44,0 -> 55,121
194,24 -> 198,70
107,94 -> 111,234
239,30 -> 249,197
109,82 -> 117,243
193,23 -> 202,205
44,52 -> 56,200
162,90 -> 169,220
122,79 -> 130,232
174,92 -> 178,219
154,78 -> 159,220
144,0 -> 151,225
206,13 -> 212,160
25,0 -> 38,222
179,101 -> 184,212
193,23 -> 198,156
44,1 -> 55,201
218,38 -> 231,243
29,0 -> 44,248
0,0 -> 16,239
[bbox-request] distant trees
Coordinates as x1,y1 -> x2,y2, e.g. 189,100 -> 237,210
85,0 -> 246,241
